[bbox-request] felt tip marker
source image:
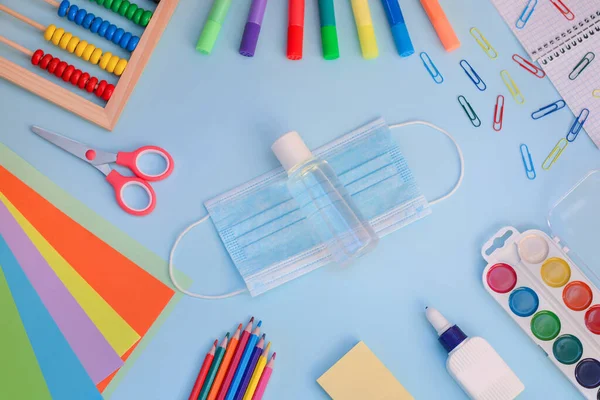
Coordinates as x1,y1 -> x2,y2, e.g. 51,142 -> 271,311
318,0 -> 339,60
287,0 -> 305,60
420,0 -> 460,52
240,0 -> 268,57
381,0 -> 414,57
350,0 -> 378,59
196,0 -> 232,54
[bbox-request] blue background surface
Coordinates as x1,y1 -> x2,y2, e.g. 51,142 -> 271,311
2,0 -> 600,398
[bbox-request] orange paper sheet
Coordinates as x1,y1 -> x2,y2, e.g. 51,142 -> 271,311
0,166 -> 175,390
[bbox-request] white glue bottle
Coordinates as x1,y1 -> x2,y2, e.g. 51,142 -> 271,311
426,307 -> 524,400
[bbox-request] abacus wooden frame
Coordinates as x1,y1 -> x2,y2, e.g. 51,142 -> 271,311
0,0 -> 178,131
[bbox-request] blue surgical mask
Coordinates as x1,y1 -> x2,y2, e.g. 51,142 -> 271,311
169,118 -> 463,298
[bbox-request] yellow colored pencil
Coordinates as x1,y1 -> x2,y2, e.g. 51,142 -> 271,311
242,342 -> 271,400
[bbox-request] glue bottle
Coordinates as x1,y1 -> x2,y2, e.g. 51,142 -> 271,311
272,131 -> 378,265
426,307 -> 524,400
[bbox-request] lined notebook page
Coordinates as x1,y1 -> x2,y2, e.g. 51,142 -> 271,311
491,0 -> 600,147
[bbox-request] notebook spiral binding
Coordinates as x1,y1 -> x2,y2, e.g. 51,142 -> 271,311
533,10 -> 600,65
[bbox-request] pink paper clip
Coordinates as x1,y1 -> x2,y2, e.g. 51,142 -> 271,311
550,0 -> 575,20
493,95 -> 505,132
512,54 -> 546,78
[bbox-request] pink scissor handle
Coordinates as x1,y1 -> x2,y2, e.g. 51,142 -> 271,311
106,170 -> 156,216
116,146 -> 174,182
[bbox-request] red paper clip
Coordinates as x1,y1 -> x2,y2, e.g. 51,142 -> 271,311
493,95 -> 505,132
550,0 -> 575,21
512,54 -> 546,78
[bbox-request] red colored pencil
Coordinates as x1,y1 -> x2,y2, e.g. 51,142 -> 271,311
217,317 -> 254,400
189,340 -> 217,400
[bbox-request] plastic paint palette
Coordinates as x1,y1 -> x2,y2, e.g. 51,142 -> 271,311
482,227 -> 600,399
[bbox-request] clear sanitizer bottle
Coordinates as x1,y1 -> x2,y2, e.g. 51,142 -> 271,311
272,131 -> 378,265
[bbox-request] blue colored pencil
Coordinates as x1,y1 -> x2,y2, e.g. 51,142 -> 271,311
225,321 -> 262,400
234,334 -> 265,400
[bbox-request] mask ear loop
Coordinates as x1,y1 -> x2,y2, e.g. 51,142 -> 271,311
168,214 -> 248,299
389,120 -> 465,206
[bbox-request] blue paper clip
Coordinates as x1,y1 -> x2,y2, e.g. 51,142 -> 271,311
460,60 -> 486,91
531,100 -> 566,119
458,95 -> 481,127
420,52 -> 444,84
520,144 -> 536,180
566,108 -> 590,142
516,0 -> 537,29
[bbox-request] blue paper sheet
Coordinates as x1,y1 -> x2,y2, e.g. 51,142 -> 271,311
0,235 -> 102,400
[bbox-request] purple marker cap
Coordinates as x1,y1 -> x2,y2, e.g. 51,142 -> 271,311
239,0 -> 268,57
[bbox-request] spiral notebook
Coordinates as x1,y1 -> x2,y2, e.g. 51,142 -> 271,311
491,0 -> 600,147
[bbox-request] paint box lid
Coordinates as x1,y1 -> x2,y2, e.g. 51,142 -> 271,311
548,170 -> 600,289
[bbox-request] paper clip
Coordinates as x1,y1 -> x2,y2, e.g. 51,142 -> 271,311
542,138 -> 568,170
550,0 -> 575,20
566,108 -> 590,142
458,95 -> 481,127
569,52 -> 595,80
531,100 -> 566,120
460,60 -> 486,91
594,89 -> 600,98
493,95 -> 505,131
520,144 -> 536,180
501,70 -> 525,104
516,0 -> 537,29
420,52 -> 444,84
512,54 -> 546,78
470,28 -> 498,59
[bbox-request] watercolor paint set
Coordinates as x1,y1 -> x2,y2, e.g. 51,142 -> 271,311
479,171 -> 600,399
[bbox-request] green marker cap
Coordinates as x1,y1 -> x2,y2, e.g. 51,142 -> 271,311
321,26 -> 339,60
196,20 -> 222,55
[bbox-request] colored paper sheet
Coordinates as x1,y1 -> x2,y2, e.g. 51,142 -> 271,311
0,194 -> 140,357
0,142 -> 191,398
0,236 -> 103,400
317,341 -> 414,400
0,264 -> 52,400
0,200 -> 124,383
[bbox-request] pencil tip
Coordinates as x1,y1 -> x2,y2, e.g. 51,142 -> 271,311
213,339 -> 218,346
261,333 -> 266,339
237,323 -> 243,330
226,332 -> 230,338
249,316 -> 254,323
257,320 -> 262,327
272,353 -> 276,360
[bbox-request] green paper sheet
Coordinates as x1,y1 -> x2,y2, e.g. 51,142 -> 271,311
0,142 -> 192,399
0,266 -> 52,400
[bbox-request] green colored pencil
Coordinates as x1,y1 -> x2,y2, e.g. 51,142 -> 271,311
199,333 -> 229,400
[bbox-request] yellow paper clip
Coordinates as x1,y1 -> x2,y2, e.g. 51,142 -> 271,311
593,89 -> 600,98
542,138 -> 568,170
501,70 -> 525,104
470,28 -> 498,59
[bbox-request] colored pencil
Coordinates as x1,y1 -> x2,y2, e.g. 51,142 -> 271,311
217,318 -> 254,400
234,335 -> 266,400
224,321 -> 262,400
242,342 -> 271,400
199,333 -> 229,400
208,324 -> 242,400
251,353 -> 275,400
189,340 -> 217,400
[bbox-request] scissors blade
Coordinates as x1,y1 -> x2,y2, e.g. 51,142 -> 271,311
31,126 -> 116,166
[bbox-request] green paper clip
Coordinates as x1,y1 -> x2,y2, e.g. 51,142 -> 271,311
569,52 -> 595,80
458,95 -> 481,127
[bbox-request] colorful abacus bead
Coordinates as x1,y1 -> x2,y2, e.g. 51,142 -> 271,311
57,1 -> 140,52
88,0 -> 153,27
31,49 -> 115,101
44,24 -> 128,76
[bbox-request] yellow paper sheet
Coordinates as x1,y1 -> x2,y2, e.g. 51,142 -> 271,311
0,194 -> 140,356
317,341 -> 413,400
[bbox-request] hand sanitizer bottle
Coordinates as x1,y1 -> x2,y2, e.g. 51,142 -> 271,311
426,307 -> 524,400
272,131 -> 378,266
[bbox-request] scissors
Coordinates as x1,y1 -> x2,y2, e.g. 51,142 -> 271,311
32,126 -> 174,217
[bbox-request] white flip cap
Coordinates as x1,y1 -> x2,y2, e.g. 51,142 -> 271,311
272,131 -> 313,172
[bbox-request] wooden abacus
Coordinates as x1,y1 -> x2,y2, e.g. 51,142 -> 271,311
0,0 -> 178,130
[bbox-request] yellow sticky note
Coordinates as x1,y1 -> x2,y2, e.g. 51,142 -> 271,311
317,341 -> 413,400
0,193 -> 140,356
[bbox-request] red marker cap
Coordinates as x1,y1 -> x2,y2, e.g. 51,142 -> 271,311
287,0 -> 304,60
